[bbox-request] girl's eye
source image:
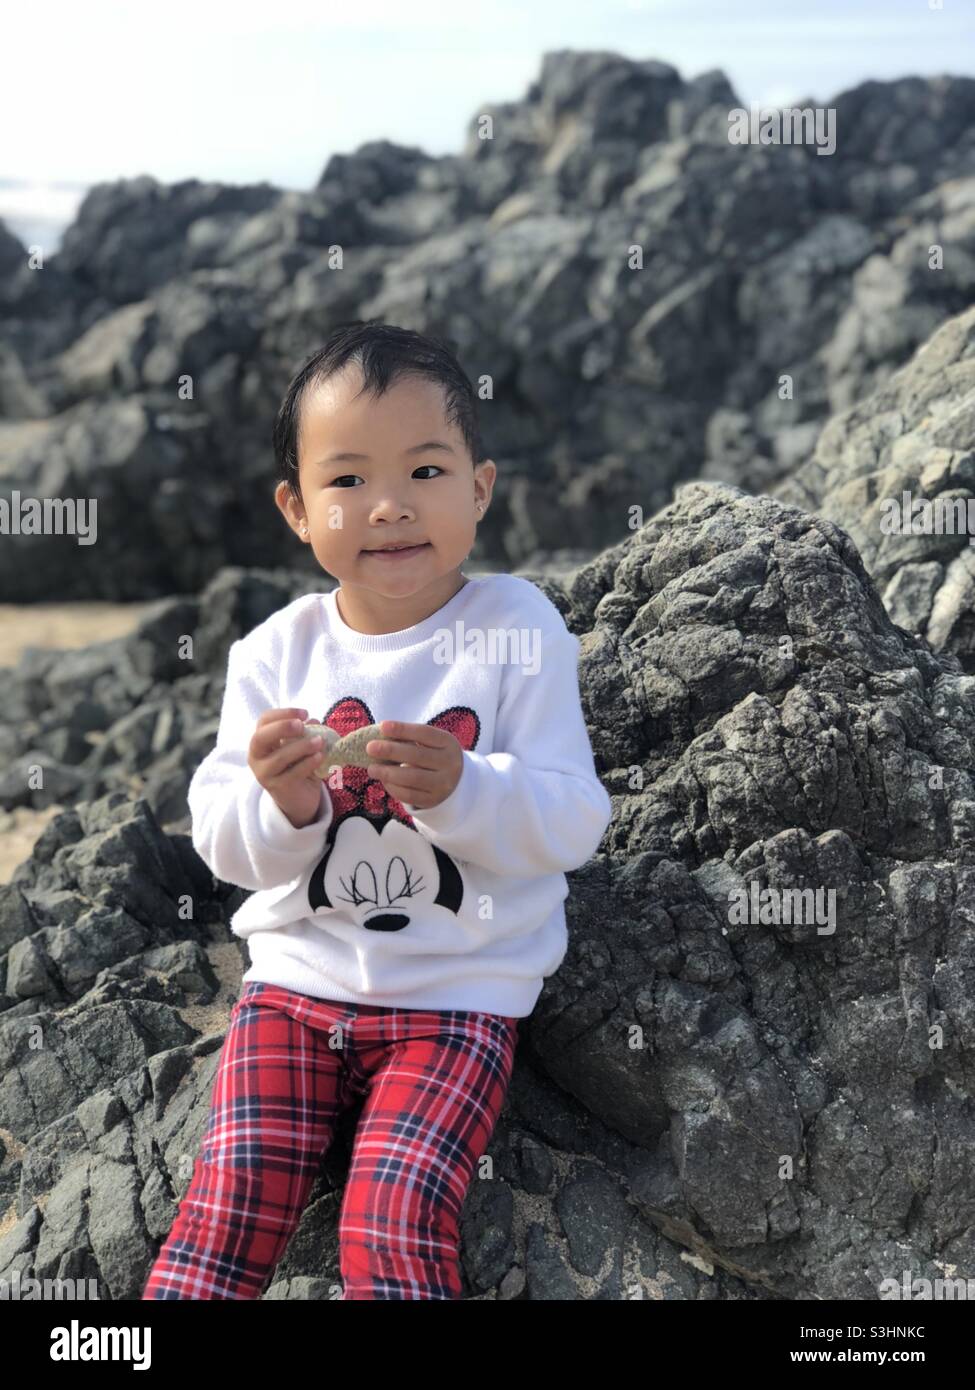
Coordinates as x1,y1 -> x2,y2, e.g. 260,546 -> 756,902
413,465 -> 444,479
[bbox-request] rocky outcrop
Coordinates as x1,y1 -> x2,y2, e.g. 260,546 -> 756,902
775,305 -> 975,673
2,55 -> 974,598
0,564 -> 318,823
2,477 -> 973,1299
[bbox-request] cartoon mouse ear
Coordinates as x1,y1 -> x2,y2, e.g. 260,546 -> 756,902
320,696 -> 377,736
428,706 -> 480,752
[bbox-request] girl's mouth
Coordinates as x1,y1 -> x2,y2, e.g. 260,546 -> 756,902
361,543 -> 431,561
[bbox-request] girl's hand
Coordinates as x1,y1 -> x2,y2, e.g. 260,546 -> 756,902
365,720 -> 463,811
248,708 -> 327,828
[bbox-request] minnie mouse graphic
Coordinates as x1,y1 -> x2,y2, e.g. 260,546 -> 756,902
307,697 -> 480,932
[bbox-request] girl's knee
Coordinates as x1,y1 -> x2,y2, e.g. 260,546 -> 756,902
338,1192 -> 463,1299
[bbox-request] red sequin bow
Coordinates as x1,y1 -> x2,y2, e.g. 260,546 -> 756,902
316,697 -> 480,825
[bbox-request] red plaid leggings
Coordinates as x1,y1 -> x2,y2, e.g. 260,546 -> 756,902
141,981 -> 519,1300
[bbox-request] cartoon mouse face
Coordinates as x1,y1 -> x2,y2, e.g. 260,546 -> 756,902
307,697 -> 480,933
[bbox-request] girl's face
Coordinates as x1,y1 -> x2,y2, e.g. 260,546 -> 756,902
275,364 -> 495,621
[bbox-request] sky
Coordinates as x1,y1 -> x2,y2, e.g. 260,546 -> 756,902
2,0 -> 973,245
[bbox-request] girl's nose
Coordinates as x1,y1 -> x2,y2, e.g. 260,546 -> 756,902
370,502 -> 416,520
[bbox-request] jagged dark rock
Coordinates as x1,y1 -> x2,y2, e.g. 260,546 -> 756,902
0,565 -> 325,822
2,55 -> 974,598
775,305 -> 975,673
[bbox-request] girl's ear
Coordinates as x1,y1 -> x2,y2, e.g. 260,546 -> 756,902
473,458 -> 496,513
274,481 -> 308,539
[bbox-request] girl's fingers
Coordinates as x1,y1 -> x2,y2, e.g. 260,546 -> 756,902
264,737 -> 323,778
368,766 -> 434,797
257,707 -> 309,722
254,718 -> 310,757
366,738 -> 441,771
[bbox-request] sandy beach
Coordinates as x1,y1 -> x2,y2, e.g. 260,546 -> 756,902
0,600 -> 155,669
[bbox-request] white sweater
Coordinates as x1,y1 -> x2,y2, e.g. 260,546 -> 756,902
187,572 -> 613,1017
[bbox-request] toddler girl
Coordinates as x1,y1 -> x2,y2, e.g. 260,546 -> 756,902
141,321 -> 612,1300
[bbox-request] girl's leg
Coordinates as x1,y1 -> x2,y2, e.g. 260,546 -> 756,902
141,983 -> 353,1299
337,1009 -> 519,1300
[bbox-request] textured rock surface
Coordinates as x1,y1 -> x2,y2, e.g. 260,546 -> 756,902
2,56 -> 974,598
2,476 -> 974,1298
775,305 -> 975,674
0,565 -> 322,824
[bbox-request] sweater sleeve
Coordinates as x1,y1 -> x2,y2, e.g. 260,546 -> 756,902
408,623 -> 612,878
187,637 -> 333,892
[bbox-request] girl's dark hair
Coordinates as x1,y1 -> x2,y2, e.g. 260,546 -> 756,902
272,319 -> 488,500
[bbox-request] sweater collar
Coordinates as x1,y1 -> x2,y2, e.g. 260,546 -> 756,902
321,576 -> 484,652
